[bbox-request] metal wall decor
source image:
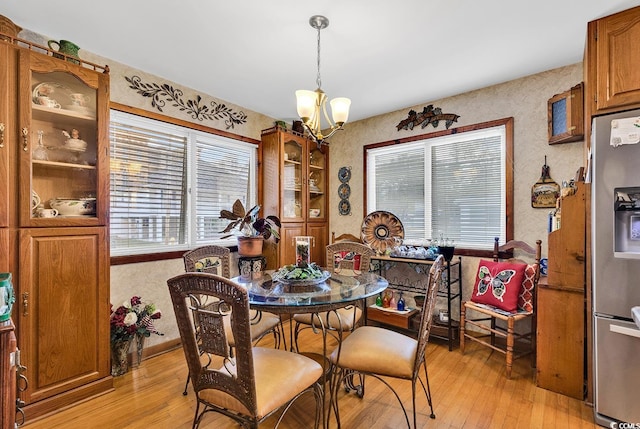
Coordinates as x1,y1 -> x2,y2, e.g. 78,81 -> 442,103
125,75 -> 248,130
338,166 -> 351,216
531,156 -> 560,208
396,104 -> 460,131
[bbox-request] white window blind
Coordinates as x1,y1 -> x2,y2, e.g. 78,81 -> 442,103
367,126 -> 506,250
110,110 -> 257,256
194,134 -> 254,244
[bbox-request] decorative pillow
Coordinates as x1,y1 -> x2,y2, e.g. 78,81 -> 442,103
518,263 -> 538,312
334,251 -> 361,270
471,260 -> 527,312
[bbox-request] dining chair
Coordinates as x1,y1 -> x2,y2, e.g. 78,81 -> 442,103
292,241 -> 374,350
182,245 -> 281,394
331,232 -> 362,243
460,237 -> 541,379
328,255 -> 444,429
167,272 -> 323,428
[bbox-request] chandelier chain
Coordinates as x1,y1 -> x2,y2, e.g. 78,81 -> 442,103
316,25 -> 322,89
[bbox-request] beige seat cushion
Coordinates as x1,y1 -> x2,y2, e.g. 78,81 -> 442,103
330,326 -> 417,379
293,306 -> 362,331
198,348 -> 322,419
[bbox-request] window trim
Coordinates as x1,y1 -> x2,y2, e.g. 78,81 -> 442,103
109,103 -> 260,265
363,117 -> 514,259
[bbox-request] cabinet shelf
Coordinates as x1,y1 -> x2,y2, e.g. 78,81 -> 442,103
32,104 -> 96,124
33,159 -> 96,170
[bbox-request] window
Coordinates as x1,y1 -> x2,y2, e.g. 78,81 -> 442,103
366,118 -> 513,251
110,110 -> 257,256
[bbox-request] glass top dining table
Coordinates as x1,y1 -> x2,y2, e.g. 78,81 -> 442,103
231,269 -> 389,315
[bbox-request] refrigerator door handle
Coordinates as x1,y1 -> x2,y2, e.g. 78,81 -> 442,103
610,324 -> 640,339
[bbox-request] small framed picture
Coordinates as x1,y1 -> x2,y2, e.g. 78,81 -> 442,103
630,215 -> 640,240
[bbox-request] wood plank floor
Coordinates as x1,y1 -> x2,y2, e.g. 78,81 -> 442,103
22,322 -> 598,428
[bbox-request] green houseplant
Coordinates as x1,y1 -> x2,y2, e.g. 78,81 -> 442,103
220,199 -> 281,257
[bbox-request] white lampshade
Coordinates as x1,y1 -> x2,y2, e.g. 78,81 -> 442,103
330,97 -> 351,125
296,90 -> 317,120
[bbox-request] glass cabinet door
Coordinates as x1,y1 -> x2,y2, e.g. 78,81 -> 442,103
308,146 -> 327,221
18,50 -> 107,226
282,137 -> 303,221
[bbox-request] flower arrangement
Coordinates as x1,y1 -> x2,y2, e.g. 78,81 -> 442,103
219,199 -> 281,242
110,296 -> 163,344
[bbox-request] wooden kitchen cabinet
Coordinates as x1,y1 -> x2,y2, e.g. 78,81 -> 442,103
261,126 -> 328,268
536,181 -> 586,399
0,34 -> 111,421
585,6 -> 640,115
18,228 -> 111,415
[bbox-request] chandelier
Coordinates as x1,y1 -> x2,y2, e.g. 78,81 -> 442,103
296,15 -> 351,146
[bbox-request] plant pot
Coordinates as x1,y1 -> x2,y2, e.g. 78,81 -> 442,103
237,236 -> 264,257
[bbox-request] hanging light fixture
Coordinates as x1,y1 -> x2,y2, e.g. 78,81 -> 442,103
296,15 -> 351,147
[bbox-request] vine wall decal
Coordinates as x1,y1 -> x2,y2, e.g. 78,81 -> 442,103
125,75 -> 248,129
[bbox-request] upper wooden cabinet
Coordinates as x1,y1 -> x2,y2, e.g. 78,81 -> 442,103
17,49 -> 110,228
260,126 -> 329,268
586,6 -> 640,114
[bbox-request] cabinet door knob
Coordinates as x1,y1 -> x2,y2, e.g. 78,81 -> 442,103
0,122 -> 5,148
21,127 -> 28,152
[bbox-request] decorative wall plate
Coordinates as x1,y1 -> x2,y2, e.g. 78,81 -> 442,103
338,183 -> 351,199
338,166 -> 351,183
339,199 -> 351,215
361,211 -> 404,254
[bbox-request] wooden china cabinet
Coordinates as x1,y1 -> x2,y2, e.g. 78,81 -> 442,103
0,34 -> 111,421
261,126 -> 329,268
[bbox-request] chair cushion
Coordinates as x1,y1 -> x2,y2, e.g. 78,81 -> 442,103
329,326 -> 417,379
471,260 -> 527,312
198,348 -> 322,419
518,264 -> 537,312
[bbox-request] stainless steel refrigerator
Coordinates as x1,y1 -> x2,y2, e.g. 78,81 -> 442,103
592,109 -> 640,426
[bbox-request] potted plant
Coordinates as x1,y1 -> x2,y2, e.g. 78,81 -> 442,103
220,199 -> 281,257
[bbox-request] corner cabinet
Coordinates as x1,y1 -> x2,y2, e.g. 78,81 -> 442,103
260,126 -> 328,268
0,36 -> 112,421
586,6 -> 640,115
536,181 -> 586,400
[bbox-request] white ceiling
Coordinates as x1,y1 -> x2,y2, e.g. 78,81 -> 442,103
3,0 -> 640,123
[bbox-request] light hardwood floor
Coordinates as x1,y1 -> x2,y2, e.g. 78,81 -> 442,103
22,322 -> 598,429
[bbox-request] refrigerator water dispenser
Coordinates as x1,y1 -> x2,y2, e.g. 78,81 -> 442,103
614,187 -> 640,258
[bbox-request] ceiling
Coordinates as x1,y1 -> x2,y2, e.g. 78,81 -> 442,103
3,0 -> 640,123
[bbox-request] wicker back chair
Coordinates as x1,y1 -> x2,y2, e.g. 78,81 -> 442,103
293,242 -> 374,350
329,255 -> 445,428
181,245 -> 281,395
168,272 -> 323,428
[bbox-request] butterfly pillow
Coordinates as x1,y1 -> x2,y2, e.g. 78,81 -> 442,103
471,260 -> 527,312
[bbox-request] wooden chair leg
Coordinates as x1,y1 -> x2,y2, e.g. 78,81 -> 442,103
506,318 -> 515,379
459,305 -> 466,353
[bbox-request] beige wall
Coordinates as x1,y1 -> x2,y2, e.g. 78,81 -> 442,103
19,26 -> 585,346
